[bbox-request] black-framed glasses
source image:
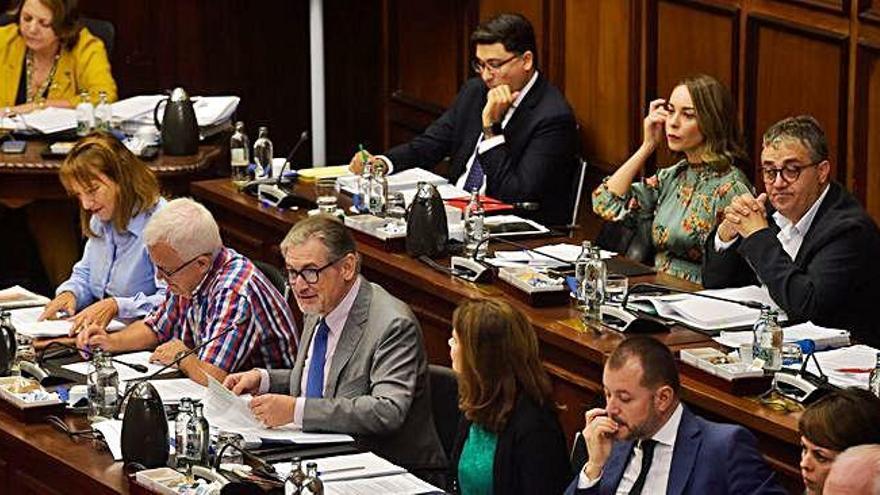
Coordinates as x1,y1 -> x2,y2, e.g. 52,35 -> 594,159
761,162 -> 819,184
286,254 -> 350,285
156,253 -> 208,279
471,54 -> 519,74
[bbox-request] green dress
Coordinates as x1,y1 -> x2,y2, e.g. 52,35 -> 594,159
592,159 -> 753,283
458,423 -> 498,495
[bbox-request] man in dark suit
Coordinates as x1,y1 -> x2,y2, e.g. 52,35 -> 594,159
351,13 -> 578,225
702,116 -> 880,347
565,337 -> 785,495
223,215 -> 445,473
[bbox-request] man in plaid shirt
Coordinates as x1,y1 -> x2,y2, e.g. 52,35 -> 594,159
77,198 -> 297,385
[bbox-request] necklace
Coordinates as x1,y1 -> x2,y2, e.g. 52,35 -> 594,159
25,49 -> 61,104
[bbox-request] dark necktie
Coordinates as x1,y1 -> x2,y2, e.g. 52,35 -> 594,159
305,319 -> 330,398
628,439 -> 657,495
462,153 -> 485,193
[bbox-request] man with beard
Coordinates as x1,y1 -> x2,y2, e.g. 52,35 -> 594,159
565,337 -> 785,495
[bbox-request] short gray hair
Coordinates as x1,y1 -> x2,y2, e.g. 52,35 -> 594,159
280,215 -> 357,268
143,198 -> 223,259
762,115 -> 829,164
829,444 -> 880,495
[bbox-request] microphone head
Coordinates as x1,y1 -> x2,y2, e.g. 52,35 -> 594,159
300,130 -> 310,141
796,339 -> 816,355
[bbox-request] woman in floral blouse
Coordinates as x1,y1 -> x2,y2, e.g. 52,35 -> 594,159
593,74 -> 753,283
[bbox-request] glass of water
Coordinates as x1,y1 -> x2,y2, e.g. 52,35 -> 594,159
605,274 -> 628,305
315,178 -> 339,215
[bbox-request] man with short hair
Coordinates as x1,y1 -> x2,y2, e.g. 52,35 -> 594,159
350,13 -> 578,225
565,336 -> 784,495
224,215 -> 445,473
823,444 -> 880,495
703,115 -> 880,346
77,198 -> 297,385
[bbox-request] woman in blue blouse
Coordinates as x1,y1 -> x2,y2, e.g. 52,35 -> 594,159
39,132 -> 166,332
448,298 -> 570,495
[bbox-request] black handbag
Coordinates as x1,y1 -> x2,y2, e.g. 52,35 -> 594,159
406,182 -> 448,257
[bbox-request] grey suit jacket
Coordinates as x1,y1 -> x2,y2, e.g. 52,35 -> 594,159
267,277 -> 446,470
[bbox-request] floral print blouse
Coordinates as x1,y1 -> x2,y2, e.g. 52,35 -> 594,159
592,159 -> 753,283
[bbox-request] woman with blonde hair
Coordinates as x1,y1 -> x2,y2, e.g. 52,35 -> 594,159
39,132 -> 166,332
448,298 -> 570,494
593,74 -> 753,283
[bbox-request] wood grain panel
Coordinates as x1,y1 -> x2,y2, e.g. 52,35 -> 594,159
771,0 -> 847,14
564,0 -> 638,171
860,0 -> 880,23
855,44 -> 880,223
746,16 -> 848,183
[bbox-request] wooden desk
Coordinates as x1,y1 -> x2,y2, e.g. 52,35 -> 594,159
191,178 -> 804,492
0,142 -> 223,200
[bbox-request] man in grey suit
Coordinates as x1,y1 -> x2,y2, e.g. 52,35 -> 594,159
224,215 -> 445,472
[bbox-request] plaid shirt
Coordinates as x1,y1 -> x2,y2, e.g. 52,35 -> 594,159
145,247 -> 297,371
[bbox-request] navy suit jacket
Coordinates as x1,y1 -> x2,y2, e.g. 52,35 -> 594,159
385,74 -> 579,225
564,406 -> 786,495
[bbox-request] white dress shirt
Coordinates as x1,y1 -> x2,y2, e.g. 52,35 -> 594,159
258,277 -> 362,427
578,403 -> 684,493
714,184 -> 830,261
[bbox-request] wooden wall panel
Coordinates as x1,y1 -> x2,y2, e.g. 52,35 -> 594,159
746,17 -> 848,183
564,0 -> 639,170
855,44 -> 880,219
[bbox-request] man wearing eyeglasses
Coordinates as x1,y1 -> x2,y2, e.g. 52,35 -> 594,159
223,215 -> 445,475
76,198 -> 297,384
702,115 -> 880,346
349,12 -> 578,225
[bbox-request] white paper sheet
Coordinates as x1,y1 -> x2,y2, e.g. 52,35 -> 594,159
782,344 -> 879,389
0,286 -> 50,310
146,378 -> 206,404
321,473 -> 445,495
62,351 -> 177,382
274,452 -> 406,483
10,306 -> 126,338
715,322 -> 850,350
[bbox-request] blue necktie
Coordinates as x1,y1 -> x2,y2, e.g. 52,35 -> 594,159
463,154 -> 485,193
305,319 -> 329,398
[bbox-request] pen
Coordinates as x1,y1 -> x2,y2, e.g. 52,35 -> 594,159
320,465 -> 366,475
358,143 -> 368,165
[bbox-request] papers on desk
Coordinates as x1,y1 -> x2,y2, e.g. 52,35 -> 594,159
297,165 -> 354,181
274,453 -> 443,494
203,376 -> 353,446
0,107 -> 77,134
9,306 -> 125,338
783,344 -> 879,390
146,378 -> 206,404
630,285 -> 786,333
486,243 -> 615,268
337,167 -> 450,198
93,419 -> 176,461
0,285 -> 50,310
61,351 -> 176,382
715,322 -> 851,351
111,94 -> 240,134
322,473 -> 444,495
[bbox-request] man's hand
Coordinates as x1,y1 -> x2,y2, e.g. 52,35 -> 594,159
249,394 -> 295,428
224,369 -> 263,396
348,149 -> 373,175
581,408 -> 619,479
39,291 -> 76,321
76,323 -> 113,356
716,217 -> 739,243
149,339 -> 189,366
724,193 -> 769,239
482,84 -> 520,128
67,298 -> 118,336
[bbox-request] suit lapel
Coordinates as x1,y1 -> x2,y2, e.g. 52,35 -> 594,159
793,182 -> 838,265
291,314 -> 318,397
601,440 -> 634,495
666,407 -> 702,495
324,280 -> 372,397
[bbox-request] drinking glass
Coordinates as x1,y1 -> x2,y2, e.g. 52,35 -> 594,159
314,178 -> 339,214
605,274 -> 628,305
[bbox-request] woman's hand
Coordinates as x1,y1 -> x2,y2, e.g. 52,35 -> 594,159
67,298 -> 118,336
642,98 -> 669,151
39,291 -> 77,321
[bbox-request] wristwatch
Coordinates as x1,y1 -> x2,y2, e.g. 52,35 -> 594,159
482,121 -> 503,138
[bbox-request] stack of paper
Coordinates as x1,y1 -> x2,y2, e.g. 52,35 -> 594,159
337,167 -> 449,196
783,344 -> 879,389
0,108 -> 77,134
111,94 -> 240,135
297,165 -> 355,182
9,306 -> 126,338
0,286 -> 50,310
715,322 -> 850,351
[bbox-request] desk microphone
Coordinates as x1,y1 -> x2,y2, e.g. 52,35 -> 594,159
240,130 -> 309,194
279,130 -> 310,178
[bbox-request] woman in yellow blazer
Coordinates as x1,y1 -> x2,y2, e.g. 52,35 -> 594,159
0,0 -> 116,114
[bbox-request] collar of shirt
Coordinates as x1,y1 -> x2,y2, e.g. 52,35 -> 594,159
321,276 -> 362,336
192,247 -> 231,298
772,183 -> 830,240
650,402 -> 684,447
500,70 -> 539,128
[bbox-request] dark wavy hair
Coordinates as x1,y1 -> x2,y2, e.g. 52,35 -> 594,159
799,387 -> 880,452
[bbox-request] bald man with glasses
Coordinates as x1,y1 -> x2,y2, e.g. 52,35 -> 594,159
702,116 -> 880,346
224,215 -> 446,476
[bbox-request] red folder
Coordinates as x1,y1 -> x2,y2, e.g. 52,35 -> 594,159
444,194 -> 514,213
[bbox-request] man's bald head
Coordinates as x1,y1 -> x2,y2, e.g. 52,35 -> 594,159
824,444 -> 880,495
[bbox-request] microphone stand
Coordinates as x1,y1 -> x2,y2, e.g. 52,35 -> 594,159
277,130 -> 310,184
241,130 -> 310,194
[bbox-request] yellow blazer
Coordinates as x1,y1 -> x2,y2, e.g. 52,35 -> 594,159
0,23 -> 117,107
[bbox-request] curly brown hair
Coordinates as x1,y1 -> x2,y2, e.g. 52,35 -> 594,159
8,0 -> 83,51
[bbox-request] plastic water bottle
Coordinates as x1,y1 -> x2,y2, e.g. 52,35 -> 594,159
86,348 -> 119,422
253,126 -> 274,179
463,189 -> 487,259
753,309 -> 783,371
229,121 -> 250,187
174,397 -> 194,465
285,457 -> 307,495
869,353 -> 880,397
369,160 -> 388,216
301,462 -> 324,495
574,241 -> 591,306
184,401 -> 210,466
354,160 -> 373,213
75,91 -> 94,136
94,91 -> 112,131
581,245 -> 606,323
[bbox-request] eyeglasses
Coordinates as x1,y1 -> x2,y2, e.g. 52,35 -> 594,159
156,253 -> 207,279
286,254 -> 350,285
761,162 -> 818,184
471,54 -> 519,74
